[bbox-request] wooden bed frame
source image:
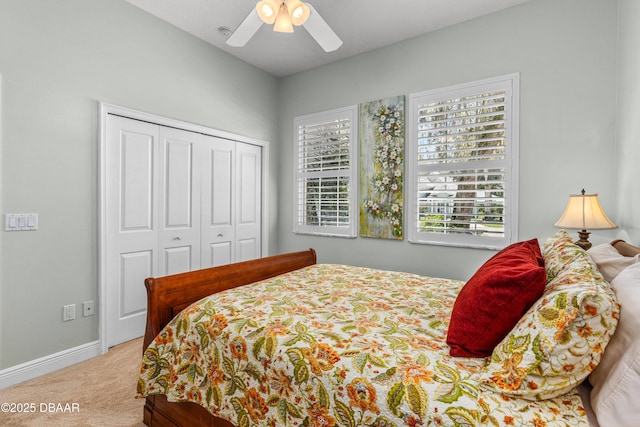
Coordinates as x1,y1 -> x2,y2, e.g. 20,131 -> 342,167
141,249 -> 317,427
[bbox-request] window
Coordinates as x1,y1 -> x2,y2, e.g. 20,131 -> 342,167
407,74 -> 519,249
294,106 -> 358,237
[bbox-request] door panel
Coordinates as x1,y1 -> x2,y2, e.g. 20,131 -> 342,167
236,143 -> 262,262
211,149 -> 232,225
163,246 -> 193,276
201,138 -> 235,268
237,238 -> 258,262
207,242 -> 233,267
158,127 -> 201,276
106,116 -> 159,347
165,140 -> 193,227
120,251 -> 152,316
121,135 -> 154,231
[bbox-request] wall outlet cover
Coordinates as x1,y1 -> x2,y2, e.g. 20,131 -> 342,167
83,300 -> 95,317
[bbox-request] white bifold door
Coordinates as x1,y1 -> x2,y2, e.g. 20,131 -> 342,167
105,115 -> 262,347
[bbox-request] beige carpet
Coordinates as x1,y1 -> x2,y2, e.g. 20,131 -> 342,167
0,338 -> 146,426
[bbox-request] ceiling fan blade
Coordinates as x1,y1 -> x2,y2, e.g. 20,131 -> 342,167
303,4 -> 342,52
226,9 -> 263,47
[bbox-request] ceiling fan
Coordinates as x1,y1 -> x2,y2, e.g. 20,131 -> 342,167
226,0 -> 342,52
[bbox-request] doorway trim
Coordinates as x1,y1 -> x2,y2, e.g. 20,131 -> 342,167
98,102 -> 269,354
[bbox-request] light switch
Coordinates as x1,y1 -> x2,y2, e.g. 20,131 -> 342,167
4,214 -> 38,231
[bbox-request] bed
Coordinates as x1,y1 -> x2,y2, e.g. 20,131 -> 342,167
137,230 -> 640,427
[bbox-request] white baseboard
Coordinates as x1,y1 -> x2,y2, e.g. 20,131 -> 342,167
0,340 -> 101,389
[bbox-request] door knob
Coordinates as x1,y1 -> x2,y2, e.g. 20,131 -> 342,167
173,236 -> 181,241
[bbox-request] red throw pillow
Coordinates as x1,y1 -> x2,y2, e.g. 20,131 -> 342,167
447,239 -> 546,358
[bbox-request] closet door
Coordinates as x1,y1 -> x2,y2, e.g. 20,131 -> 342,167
104,112 -> 265,348
236,142 -> 262,262
158,127 -> 202,275
105,121 -> 203,347
201,138 -> 235,267
200,139 -> 263,266
105,116 -> 159,347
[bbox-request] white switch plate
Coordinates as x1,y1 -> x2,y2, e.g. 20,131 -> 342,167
4,214 -> 38,231
63,304 -> 75,322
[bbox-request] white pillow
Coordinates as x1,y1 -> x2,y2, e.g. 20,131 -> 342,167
589,262 -> 640,427
587,243 -> 640,282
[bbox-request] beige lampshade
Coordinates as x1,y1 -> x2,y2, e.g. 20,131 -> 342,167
273,3 -> 294,32
554,190 -> 617,230
286,0 -> 310,26
256,0 -> 279,25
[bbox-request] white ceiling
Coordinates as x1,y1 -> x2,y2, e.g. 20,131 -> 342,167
124,0 -> 532,78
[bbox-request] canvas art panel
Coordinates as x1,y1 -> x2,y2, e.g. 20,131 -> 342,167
359,96 -> 405,239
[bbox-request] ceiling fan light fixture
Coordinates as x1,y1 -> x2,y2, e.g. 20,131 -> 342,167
286,0 -> 310,26
273,3 -> 294,33
256,0 -> 279,25
229,1 -> 342,52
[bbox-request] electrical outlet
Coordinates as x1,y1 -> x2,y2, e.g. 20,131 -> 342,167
63,304 -> 75,321
83,300 -> 95,317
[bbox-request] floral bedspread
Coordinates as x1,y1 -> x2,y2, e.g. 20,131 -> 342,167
137,264 -> 588,427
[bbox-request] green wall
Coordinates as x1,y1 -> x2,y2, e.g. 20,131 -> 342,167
0,0 -> 279,369
616,0 -> 640,241
277,0 -> 620,280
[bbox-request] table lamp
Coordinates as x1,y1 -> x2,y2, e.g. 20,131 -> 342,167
554,189 -> 617,250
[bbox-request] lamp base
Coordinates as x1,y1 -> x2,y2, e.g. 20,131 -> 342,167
574,229 -> 592,251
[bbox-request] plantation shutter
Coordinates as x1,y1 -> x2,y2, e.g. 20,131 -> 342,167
294,106 -> 358,237
408,74 -> 519,249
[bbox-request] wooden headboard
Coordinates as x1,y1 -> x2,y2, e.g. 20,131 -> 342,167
611,239 -> 640,257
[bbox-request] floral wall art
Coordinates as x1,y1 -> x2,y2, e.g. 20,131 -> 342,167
359,96 -> 405,239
